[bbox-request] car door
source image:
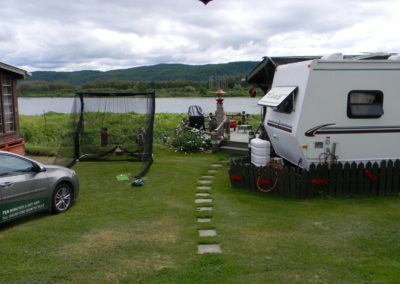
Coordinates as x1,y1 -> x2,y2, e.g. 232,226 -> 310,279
0,154 -> 49,223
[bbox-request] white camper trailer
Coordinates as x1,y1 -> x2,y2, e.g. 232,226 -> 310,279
257,53 -> 400,169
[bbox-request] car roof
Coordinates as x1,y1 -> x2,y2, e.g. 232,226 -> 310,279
0,150 -> 23,157
0,151 -> 40,165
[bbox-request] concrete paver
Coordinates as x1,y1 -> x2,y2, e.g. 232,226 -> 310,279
196,193 -> 210,197
201,175 -> 214,179
197,206 -> 213,211
197,217 -> 212,223
198,244 -> 222,254
199,229 -> 217,237
211,164 -> 223,168
196,186 -> 211,191
195,198 -> 213,204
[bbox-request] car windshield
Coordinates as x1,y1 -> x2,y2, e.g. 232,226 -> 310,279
0,155 -> 35,177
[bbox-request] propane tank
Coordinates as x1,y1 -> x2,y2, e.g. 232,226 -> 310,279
251,138 -> 270,167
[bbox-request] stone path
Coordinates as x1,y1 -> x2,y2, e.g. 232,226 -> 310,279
196,163 -> 224,254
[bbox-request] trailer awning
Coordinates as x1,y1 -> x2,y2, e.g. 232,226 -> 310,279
258,86 -> 297,107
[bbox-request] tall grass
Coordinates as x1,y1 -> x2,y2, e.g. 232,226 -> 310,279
20,112 -> 187,155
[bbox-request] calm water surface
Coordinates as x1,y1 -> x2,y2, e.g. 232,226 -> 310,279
18,97 -> 262,115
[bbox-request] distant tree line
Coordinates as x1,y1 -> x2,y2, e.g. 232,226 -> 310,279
17,75 -> 252,97
17,81 -> 75,93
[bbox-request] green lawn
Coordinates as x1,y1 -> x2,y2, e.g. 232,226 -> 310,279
0,146 -> 399,283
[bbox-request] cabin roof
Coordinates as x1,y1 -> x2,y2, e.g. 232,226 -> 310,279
0,62 -> 30,79
246,56 -> 319,93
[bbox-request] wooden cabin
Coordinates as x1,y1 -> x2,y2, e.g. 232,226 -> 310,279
0,62 -> 30,155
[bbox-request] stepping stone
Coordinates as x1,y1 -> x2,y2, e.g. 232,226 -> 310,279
211,164 -> 223,168
195,198 -> 213,204
198,180 -> 212,185
197,217 -> 212,223
201,175 -> 214,179
196,186 -> 211,191
198,244 -> 222,254
196,193 -> 210,197
198,229 -> 217,237
197,206 -> 213,212
208,169 -> 218,173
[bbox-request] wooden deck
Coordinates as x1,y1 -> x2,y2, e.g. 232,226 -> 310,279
229,131 -> 251,143
218,131 -> 250,155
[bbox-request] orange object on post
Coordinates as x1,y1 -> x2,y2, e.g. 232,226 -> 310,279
229,119 -> 237,130
0,138 -> 25,156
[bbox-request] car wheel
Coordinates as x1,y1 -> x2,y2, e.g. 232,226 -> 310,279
52,183 -> 73,214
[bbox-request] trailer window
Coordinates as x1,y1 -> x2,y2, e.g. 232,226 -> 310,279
347,91 -> 383,118
274,92 -> 296,114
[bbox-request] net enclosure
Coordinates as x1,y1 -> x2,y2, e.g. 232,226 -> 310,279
55,91 -> 155,178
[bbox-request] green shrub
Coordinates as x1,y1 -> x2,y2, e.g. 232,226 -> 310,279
171,129 -> 210,153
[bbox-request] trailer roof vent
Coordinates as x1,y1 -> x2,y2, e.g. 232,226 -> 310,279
388,54 -> 400,60
321,53 -> 343,60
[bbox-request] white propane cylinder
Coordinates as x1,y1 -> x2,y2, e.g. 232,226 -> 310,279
251,138 -> 270,167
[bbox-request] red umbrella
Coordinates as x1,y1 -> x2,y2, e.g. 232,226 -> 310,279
198,0 -> 213,5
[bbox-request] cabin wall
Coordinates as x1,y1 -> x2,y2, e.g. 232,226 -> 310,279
0,71 -> 20,145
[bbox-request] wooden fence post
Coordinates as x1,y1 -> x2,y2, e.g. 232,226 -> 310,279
335,163 -> 343,197
300,166 -> 308,199
393,160 -> 400,194
343,163 -> 350,196
349,162 -> 357,195
356,163 -> 364,195
364,162 -> 372,195
386,160 -> 394,196
288,167 -> 297,198
249,163 -> 257,192
305,164 -> 316,198
371,162 -> 379,196
378,160 -> 386,196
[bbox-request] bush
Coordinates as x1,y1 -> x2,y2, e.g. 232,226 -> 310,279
171,129 -> 210,153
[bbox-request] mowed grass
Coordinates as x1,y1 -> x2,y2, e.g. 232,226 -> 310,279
1,146 -> 400,283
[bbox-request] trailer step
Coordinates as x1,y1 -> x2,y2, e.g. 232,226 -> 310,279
219,145 -> 248,155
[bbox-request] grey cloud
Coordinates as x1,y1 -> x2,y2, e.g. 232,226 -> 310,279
1,0 -> 399,71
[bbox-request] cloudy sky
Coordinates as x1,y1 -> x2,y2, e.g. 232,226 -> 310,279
1,0 -> 399,72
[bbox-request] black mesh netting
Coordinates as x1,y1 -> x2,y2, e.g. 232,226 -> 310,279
54,91 -> 155,178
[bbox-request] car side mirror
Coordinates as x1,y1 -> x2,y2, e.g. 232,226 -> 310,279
32,163 -> 46,173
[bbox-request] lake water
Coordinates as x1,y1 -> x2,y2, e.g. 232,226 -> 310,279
18,97 -> 262,115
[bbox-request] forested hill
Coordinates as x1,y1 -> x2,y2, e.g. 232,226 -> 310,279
28,61 -> 258,85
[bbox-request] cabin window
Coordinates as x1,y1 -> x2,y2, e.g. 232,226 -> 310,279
347,91 -> 383,118
0,76 -> 15,134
